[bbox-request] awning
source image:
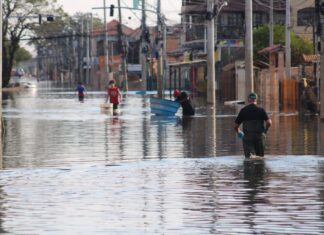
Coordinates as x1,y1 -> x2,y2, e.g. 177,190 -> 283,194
169,60 -> 206,67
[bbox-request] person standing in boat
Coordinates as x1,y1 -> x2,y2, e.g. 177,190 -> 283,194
175,91 -> 195,116
234,92 -> 272,159
106,79 -> 122,111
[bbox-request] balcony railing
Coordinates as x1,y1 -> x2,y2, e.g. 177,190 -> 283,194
185,25 -> 245,44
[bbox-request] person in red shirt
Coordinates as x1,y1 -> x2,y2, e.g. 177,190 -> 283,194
106,79 -> 122,111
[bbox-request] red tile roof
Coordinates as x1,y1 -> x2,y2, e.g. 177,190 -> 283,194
92,19 -> 135,37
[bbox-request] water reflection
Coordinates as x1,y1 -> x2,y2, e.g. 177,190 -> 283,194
2,85 -> 324,168
1,82 -> 324,234
320,120 -> 324,155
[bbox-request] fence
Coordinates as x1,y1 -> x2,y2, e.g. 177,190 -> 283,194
280,79 -> 299,112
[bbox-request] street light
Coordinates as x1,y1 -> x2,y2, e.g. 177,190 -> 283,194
214,1 -> 228,18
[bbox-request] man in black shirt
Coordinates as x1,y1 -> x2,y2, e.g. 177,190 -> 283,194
234,92 -> 272,158
175,91 -> 195,116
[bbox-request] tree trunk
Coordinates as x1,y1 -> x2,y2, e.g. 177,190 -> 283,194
3,39 -> 19,88
2,46 -> 12,88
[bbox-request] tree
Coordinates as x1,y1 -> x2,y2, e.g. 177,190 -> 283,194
253,25 -> 313,66
2,0 -> 57,87
32,12 -> 103,82
14,47 -> 32,64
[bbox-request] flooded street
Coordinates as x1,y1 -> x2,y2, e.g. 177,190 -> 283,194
1,81 -> 324,234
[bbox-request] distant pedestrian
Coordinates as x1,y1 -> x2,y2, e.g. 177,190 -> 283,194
234,92 -> 272,159
75,82 -> 86,102
106,79 -> 122,111
175,91 -> 195,116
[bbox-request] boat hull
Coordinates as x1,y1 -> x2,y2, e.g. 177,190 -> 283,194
150,97 -> 180,116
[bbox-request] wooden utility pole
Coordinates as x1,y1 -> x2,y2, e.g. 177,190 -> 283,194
245,0 -> 254,98
285,0 -> 291,79
207,0 -> 215,105
117,0 -> 128,91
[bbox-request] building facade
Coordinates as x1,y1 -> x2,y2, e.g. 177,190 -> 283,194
180,0 -> 314,61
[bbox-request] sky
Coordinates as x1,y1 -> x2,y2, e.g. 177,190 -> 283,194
55,0 -> 182,28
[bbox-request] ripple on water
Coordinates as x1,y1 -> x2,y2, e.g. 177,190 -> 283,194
0,156 -> 323,234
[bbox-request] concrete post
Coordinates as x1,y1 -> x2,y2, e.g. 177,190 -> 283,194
321,43 -> 324,118
141,0 -> 147,90
317,0 -> 324,118
207,0 -> 216,105
0,0 -> 3,169
245,0 -> 254,99
269,0 -> 274,46
86,15 -> 90,85
285,0 -> 291,79
103,0 -> 109,75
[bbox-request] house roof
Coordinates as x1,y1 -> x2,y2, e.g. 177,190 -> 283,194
92,19 -> 135,37
222,60 -> 268,71
258,44 -> 285,55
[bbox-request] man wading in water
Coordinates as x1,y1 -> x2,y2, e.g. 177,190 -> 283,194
234,92 -> 272,159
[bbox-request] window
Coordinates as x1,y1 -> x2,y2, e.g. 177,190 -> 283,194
253,12 -> 263,27
227,13 -> 244,26
297,7 -> 315,26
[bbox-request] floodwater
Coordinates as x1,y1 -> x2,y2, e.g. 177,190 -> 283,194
1,81 -> 324,234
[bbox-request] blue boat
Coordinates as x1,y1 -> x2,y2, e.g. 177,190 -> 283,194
150,97 -> 180,116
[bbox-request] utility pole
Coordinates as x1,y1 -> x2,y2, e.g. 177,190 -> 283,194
318,0 -> 324,119
156,0 -> 163,98
285,0 -> 291,79
0,0 -> 2,88
86,14 -> 91,85
117,0 -> 128,91
206,0 -> 215,105
0,0 -> 3,169
162,16 -> 168,96
141,0 -> 147,90
72,30 -> 77,83
103,0 -> 110,75
79,18 -> 84,83
245,0 -> 254,98
269,0 -> 274,46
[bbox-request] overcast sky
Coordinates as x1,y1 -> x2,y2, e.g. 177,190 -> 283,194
56,0 -> 182,28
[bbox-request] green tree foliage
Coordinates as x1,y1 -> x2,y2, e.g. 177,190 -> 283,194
253,25 -> 313,66
14,47 -> 32,64
2,0 -> 58,87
